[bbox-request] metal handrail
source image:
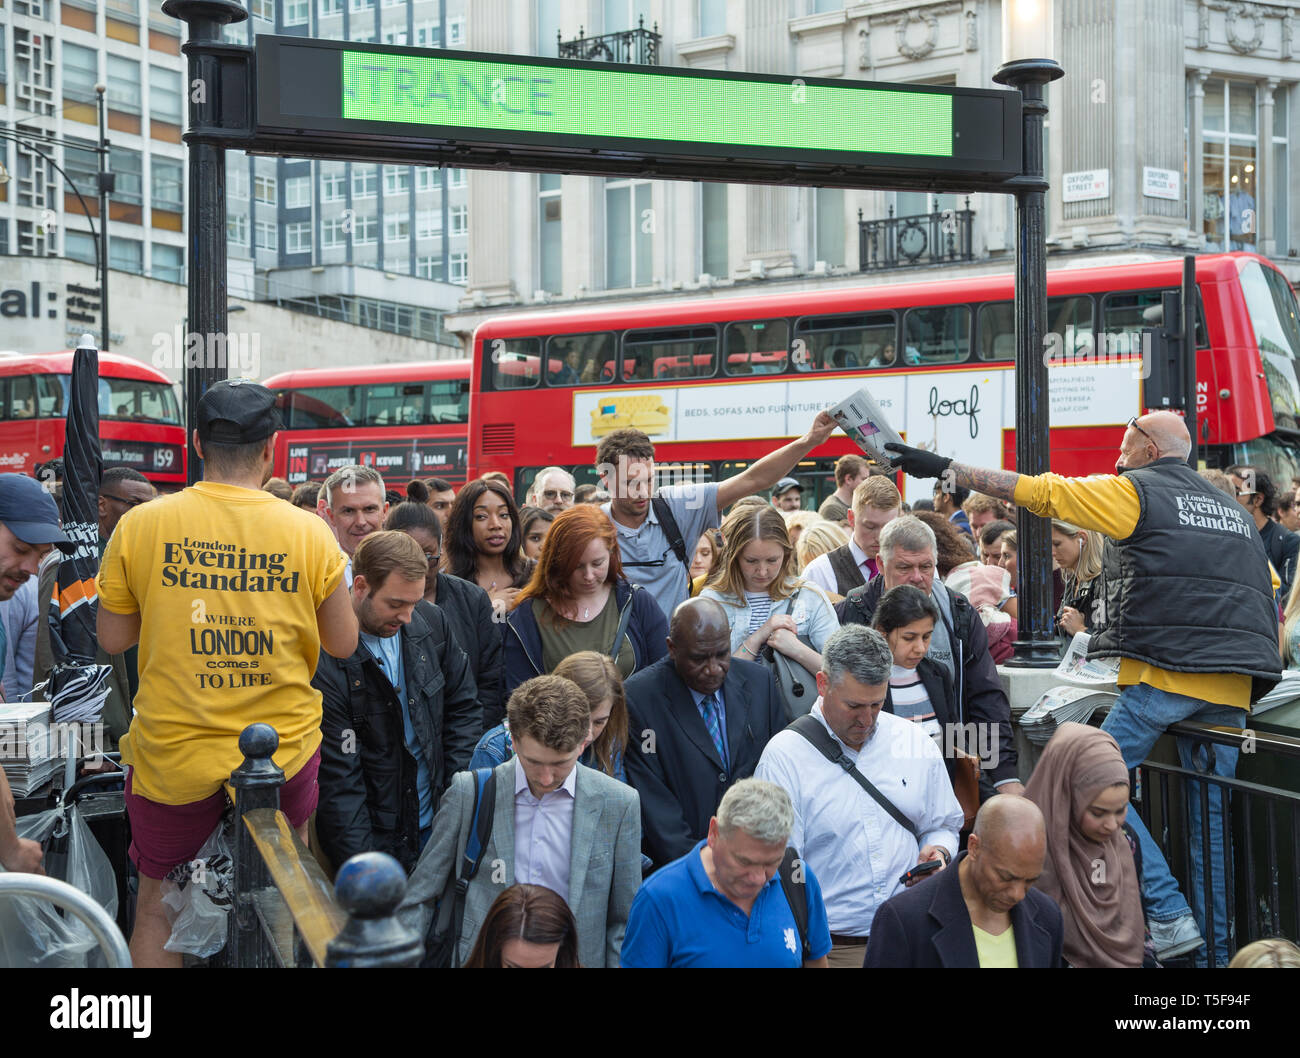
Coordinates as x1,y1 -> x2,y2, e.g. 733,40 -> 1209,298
1165,718 -> 1300,758
0,874 -> 132,968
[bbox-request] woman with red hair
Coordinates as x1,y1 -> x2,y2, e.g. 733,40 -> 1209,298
504,505 -> 668,695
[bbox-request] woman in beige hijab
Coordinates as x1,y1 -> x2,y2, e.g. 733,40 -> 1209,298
1024,723 -> 1148,968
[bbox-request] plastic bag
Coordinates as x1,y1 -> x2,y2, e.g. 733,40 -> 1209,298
0,806 -> 119,968
160,815 -> 234,958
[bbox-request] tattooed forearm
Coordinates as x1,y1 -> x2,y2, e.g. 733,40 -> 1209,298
951,462 -> 1021,502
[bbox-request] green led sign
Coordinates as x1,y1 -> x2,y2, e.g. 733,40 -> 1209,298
254,37 -> 1022,189
339,52 -> 954,159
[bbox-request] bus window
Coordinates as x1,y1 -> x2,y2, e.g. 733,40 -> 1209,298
793,312 -> 896,371
977,301 -> 1015,361
902,305 -> 971,365
429,378 -> 469,423
489,338 -> 541,390
1240,261 -> 1300,431
545,332 -> 615,387
622,326 -> 716,382
1102,289 -> 1164,357
1048,296 -> 1095,360
9,376 -> 37,420
281,385 -> 360,428
36,375 -> 67,417
98,377 -> 182,424
725,319 -> 789,375
364,382 -> 428,426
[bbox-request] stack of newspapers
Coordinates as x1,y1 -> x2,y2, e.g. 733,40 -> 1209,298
1019,686 -> 1118,746
0,701 -> 60,797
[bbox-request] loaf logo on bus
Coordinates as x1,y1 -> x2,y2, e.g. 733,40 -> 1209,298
590,395 -> 671,438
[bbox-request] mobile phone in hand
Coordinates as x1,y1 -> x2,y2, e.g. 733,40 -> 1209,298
898,859 -> 943,887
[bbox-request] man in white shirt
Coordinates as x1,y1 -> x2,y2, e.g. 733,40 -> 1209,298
802,476 -> 901,597
756,624 -> 963,968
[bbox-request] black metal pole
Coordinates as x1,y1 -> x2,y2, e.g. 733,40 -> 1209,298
1183,254 -> 1199,468
164,0 -> 246,485
994,58 -> 1064,668
96,85 -> 111,352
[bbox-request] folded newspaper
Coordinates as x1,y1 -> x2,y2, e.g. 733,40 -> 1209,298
1019,686 -> 1118,746
828,387 -> 904,468
1054,632 -> 1121,686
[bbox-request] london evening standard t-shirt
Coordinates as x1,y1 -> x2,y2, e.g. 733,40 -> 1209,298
97,482 -> 347,805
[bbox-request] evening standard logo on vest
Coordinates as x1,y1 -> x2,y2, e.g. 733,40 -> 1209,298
49,990 -> 151,1038
1173,492 -> 1255,539
160,537 -> 300,592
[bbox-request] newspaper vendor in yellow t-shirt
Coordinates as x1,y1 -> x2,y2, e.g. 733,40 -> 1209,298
97,379 -> 358,968
884,411 -> 1282,967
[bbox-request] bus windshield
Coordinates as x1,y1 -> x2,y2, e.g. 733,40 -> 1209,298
1240,260 -> 1300,432
43,374 -> 182,424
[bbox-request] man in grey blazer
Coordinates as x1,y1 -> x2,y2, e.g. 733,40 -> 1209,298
399,675 -> 642,967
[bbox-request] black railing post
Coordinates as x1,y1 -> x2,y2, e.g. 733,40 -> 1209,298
325,853 -> 424,968
228,722 -> 284,968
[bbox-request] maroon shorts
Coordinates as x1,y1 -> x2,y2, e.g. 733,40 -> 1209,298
125,748 -> 321,880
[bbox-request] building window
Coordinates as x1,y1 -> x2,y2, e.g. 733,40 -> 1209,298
111,148 -> 144,205
107,55 -> 142,114
450,204 -> 468,236
110,238 -> 144,274
413,21 -> 440,46
415,167 -> 441,193
285,221 -> 312,254
416,255 -> 442,280
322,218 -> 348,248
320,0 -> 342,14
254,174 -> 277,205
605,177 -> 653,290
450,251 -> 467,284
1273,89 -> 1289,252
448,168 -> 467,189
353,215 -> 377,244
538,173 -> 561,293
321,169 -> 346,202
228,161 -> 249,199
384,213 -> 410,242
814,187 -> 845,268
417,210 -> 442,239
384,167 -> 410,195
284,0 -> 309,24
67,230 -> 98,265
149,65 -> 183,124
63,43 -> 99,103
151,157 -> 184,211
448,17 -> 465,45
252,0 -> 273,21
353,167 -> 378,198
1202,78 -> 1258,252
351,28 -> 375,42
228,214 -> 248,246
349,0 -> 373,11
699,0 -> 726,37
383,28 -> 408,44
255,220 -> 278,251
701,183 -> 727,278
62,138 -> 100,199
152,243 -> 184,282
285,175 -> 312,209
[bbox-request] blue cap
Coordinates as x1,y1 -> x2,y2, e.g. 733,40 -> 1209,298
0,474 -> 73,550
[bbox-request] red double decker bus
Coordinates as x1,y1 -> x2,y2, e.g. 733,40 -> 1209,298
0,351 -> 187,489
262,360 -> 471,487
467,253 -> 1300,504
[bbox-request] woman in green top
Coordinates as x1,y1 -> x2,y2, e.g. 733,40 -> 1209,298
503,505 -> 668,696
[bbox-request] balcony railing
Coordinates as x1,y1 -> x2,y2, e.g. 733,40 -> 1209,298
858,200 -> 975,272
558,15 -> 661,65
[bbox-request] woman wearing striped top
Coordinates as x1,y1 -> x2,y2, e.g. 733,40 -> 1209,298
699,505 -> 839,674
873,584 -> 959,750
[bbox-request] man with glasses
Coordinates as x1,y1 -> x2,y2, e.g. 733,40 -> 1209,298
528,466 -> 577,515
885,410 -> 1283,967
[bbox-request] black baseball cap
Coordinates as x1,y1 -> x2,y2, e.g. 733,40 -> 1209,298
773,477 -> 802,496
197,379 -> 282,444
0,474 -> 74,550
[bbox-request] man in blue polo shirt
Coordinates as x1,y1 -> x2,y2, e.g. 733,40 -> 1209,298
621,779 -> 832,968
596,411 -> 836,619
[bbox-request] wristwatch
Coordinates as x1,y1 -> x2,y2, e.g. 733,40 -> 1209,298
936,847 -> 952,867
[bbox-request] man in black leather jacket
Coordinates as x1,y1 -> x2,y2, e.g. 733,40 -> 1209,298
313,531 -> 481,873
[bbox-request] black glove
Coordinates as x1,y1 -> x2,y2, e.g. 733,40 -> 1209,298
884,442 -> 952,480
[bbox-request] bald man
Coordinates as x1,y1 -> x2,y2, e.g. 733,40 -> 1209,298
886,412 -> 1281,966
623,598 -> 789,870
864,796 -> 1063,968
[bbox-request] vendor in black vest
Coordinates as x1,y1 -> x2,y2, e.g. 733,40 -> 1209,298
884,412 -> 1283,967
802,476 -> 901,598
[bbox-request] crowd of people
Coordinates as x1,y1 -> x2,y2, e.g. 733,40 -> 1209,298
0,385 -> 1297,970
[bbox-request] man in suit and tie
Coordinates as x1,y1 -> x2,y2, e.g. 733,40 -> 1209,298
398,675 -> 642,968
864,795 -> 1064,968
624,597 -> 787,871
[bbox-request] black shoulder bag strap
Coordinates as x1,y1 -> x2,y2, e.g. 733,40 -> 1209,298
651,495 -> 695,587
789,714 -> 918,839
777,846 -> 811,963
609,585 -> 639,659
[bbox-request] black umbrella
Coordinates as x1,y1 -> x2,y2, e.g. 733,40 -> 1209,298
47,334 -> 111,786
